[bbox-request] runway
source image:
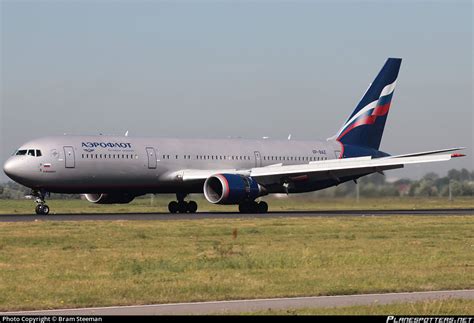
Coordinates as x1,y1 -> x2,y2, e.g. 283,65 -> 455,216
2,290 -> 473,315
0,209 -> 472,222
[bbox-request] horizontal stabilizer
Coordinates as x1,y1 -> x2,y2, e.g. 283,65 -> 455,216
388,147 -> 465,159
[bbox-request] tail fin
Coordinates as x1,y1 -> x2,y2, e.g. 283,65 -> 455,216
333,58 -> 402,150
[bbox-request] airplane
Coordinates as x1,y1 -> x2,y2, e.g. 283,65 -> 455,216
3,58 -> 465,215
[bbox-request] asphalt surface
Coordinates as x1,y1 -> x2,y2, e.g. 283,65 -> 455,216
2,290 -> 473,315
0,209 -> 472,222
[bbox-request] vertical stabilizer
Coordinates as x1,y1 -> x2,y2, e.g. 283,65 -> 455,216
333,58 -> 401,150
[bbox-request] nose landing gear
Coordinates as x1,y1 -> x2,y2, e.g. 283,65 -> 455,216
31,190 -> 50,215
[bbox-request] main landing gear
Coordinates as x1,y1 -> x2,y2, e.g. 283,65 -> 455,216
168,193 -> 198,214
238,200 -> 268,214
32,190 -> 50,215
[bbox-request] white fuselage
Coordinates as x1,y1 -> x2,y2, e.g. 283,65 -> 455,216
3,135 -> 342,195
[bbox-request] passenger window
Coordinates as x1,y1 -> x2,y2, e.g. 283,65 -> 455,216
36,150 -> 42,157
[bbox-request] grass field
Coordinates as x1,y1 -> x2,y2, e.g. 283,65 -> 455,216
0,215 -> 472,311
247,299 -> 474,315
0,196 -> 472,214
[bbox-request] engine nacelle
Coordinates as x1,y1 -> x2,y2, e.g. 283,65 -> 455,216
84,193 -> 135,204
203,174 -> 267,205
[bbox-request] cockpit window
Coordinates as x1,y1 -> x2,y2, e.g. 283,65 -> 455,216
15,149 -> 42,157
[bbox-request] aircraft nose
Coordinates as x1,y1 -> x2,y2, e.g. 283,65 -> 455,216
3,158 -> 20,179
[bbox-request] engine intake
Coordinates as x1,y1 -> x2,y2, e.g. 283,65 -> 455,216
203,174 -> 266,204
84,193 -> 135,204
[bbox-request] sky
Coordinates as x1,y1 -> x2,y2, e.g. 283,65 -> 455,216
1,0 -> 472,181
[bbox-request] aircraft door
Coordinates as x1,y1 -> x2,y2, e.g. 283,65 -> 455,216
254,151 -> 262,167
146,147 -> 157,169
63,146 -> 75,168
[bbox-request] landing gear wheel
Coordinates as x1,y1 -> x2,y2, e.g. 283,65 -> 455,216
258,201 -> 268,213
251,201 -> 260,213
178,201 -> 188,213
239,201 -> 254,213
238,202 -> 247,213
35,204 -> 49,215
239,201 -> 268,214
41,204 -> 50,215
187,201 -> 198,213
168,201 -> 178,214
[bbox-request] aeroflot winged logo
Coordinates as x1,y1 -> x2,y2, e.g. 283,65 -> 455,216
82,142 -> 132,152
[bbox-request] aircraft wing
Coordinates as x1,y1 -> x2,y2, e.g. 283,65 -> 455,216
176,149 -> 464,187
248,152 -> 461,186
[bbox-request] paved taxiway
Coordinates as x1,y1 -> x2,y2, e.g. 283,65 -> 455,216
2,290 -> 473,315
0,209 -> 472,222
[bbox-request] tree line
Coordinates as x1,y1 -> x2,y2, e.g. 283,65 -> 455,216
314,168 -> 474,198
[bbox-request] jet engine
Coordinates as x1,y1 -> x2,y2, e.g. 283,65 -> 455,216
84,193 -> 135,204
203,174 -> 267,204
